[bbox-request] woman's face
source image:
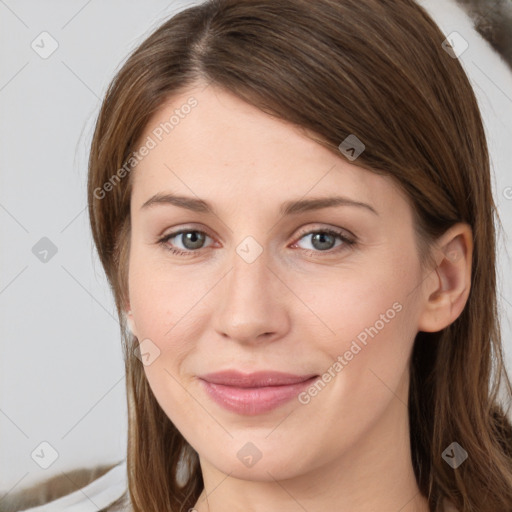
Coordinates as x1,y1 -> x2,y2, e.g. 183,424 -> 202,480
126,83 -> 431,483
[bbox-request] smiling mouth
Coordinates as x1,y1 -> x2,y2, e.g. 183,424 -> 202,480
198,370 -> 319,415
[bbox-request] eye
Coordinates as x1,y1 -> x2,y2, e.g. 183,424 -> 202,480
157,226 -> 356,257
157,229 -> 213,256
291,227 -> 356,255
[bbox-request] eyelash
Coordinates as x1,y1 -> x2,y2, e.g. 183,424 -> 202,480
156,226 -> 356,258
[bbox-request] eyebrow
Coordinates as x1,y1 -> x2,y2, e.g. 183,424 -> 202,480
140,193 -> 378,216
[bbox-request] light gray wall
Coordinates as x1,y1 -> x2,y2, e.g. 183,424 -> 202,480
0,0 -> 200,492
1,0 -> 511,493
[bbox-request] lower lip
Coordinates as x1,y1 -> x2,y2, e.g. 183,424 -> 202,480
199,377 -> 318,415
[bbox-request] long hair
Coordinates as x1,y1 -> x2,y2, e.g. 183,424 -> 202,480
87,1 -> 512,510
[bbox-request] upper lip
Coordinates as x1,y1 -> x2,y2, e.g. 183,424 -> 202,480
199,370 -> 318,388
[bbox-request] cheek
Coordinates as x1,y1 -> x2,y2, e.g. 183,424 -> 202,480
290,271 -> 416,457
296,251 -> 420,395
128,246 -> 195,336
128,259 -> 199,420
298,260 -> 413,347
127,249 -> 217,389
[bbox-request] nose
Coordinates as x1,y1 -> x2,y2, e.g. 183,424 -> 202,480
212,248 -> 290,346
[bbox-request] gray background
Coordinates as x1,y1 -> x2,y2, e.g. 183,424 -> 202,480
1,0 -> 511,494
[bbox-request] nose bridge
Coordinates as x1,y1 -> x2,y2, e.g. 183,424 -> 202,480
212,236 -> 288,343
226,239 -> 273,310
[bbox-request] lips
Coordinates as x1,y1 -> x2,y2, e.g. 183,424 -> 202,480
199,370 -> 318,387
198,370 -> 319,415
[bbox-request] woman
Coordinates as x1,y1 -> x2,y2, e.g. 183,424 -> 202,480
11,0 -> 512,510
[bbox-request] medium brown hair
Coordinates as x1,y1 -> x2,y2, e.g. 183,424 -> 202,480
87,0 -> 512,510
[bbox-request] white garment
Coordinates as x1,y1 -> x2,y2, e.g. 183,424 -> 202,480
19,461 -> 128,512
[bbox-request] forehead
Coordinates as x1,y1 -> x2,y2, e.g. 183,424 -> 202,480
130,84 -> 408,219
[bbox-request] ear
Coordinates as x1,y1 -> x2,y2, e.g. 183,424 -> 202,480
417,223 -> 473,333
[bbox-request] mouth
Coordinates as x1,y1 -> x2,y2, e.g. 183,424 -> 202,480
198,370 -> 319,415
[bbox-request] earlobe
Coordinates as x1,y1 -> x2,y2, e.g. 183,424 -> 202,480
125,309 -> 138,337
417,223 -> 473,333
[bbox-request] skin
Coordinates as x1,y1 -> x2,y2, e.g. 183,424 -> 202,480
125,82 -> 472,512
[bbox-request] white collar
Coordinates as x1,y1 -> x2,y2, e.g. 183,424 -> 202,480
19,460 -> 127,512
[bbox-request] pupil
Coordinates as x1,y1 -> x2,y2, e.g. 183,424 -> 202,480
184,232 -> 204,249
312,233 -> 334,250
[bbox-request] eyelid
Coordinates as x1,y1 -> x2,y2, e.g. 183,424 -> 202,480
158,222 -> 214,238
293,223 -> 355,241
